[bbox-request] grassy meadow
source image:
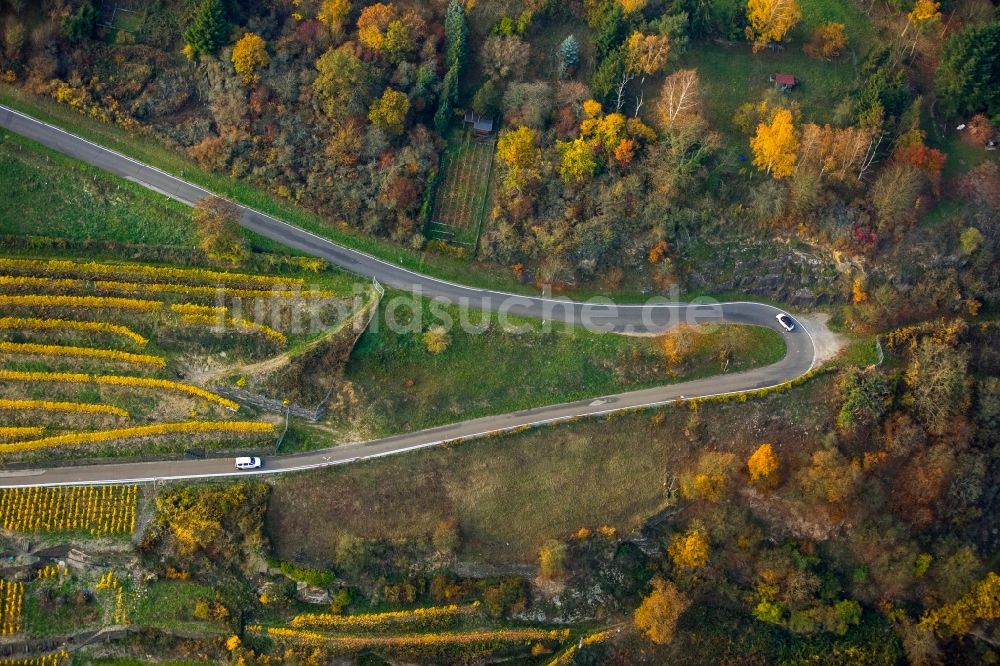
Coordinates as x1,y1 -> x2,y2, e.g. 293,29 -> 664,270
0,129 -> 197,246
677,46 -> 859,139
339,297 -> 786,436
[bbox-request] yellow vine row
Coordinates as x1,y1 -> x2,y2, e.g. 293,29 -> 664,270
0,427 -> 44,441
0,485 -> 137,535
0,341 -> 166,368
0,579 -> 23,635
0,275 -> 332,300
170,303 -> 227,317
0,370 -> 240,411
0,420 -> 274,454
94,280 -> 334,300
0,399 -> 128,418
0,316 -> 148,345
0,651 -> 70,666
0,295 -> 310,343
290,604 -> 470,629
0,276 -> 79,290
96,571 -> 129,624
0,257 -> 306,289
257,626 -> 570,648
0,294 -> 161,311
96,376 -> 238,410
180,314 -> 287,344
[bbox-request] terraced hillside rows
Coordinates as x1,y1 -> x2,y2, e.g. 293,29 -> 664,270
0,255 -> 359,461
0,653 -> 68,666
249,603 -> 573,661
0,484 -> 137,536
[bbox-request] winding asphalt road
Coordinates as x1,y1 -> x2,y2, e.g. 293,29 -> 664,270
0,104 -> 816,487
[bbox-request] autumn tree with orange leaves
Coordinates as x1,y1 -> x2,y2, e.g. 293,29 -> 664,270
357,2 -> 416,61
634,578 -> 691,644
748,443 -> 780,489
893,130 -> 946,195
803,22 -> 846,59
357,3 -> 394,50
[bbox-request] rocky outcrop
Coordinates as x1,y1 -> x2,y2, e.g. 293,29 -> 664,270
685,238 -> 848,306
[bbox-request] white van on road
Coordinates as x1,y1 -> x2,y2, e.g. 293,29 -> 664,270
235,456 -> 262,470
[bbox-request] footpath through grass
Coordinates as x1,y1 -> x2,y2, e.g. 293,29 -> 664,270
338,296 -> 785,436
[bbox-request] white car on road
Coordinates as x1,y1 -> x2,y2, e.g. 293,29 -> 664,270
235,456 -> 262,470
775,313 -> 795,332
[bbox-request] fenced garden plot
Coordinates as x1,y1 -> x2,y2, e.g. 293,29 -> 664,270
427,136 -> 496,252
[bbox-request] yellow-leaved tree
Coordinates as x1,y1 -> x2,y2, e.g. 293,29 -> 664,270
580,111 -> 627,155
557,137 -> 598,184
679,451 -> 737,502
909,0 -> 941,22
751,108 -> 799,178
745,0 -> 801,52
920,572 -> 1000,637
318,0 -> 351,31
357,2 -> 396,51
539,540 -> 568,580
634,577 -> 691,644
747,443 -> 780,489
905,0 -> 941,35
901,0 -> 940,53
368,87 -> 409,135
804,22 -> 847,59
496,126 -> 541,191
616,31 -> 671,113
423,326 -> 450,354
668,523 -> 710,569
231,33 -> 268,86
192,197 -> 250,266
617,0 -> 648,14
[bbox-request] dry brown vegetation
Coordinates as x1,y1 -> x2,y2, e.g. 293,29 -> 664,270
268,374 -> 834,564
